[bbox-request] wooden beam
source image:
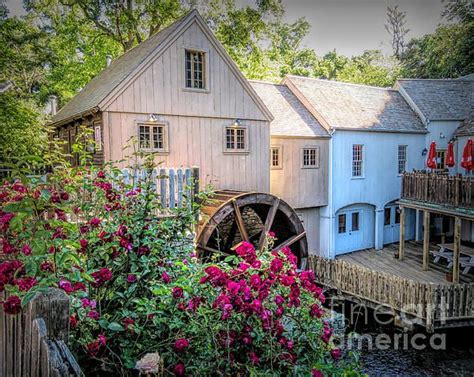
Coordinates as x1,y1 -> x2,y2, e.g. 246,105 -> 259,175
423,210 -> 430,271
272,231 -> 306,253
453,217 -> 461,284
232,199 -> 249,242
257,198 -> 280,250
399,206 -> 406,260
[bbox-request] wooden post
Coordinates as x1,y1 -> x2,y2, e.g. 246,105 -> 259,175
453,217 -> 461,284
191,166 -> 200,204
0,288 -> 80,376
399,206 -> 405,260
423,210 -> 430,271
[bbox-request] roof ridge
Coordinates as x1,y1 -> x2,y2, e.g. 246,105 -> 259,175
248,79 -> 282,86
286,75 -> 394,91
397,78 -> 470,82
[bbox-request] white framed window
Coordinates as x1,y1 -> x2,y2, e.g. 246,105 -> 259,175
270,146 -> 282,169
302,147 -> 319,168
398,145 -> 407,174
224,126 -> 248,153
185,49 -> 206,90
94,124 -> 102,152
352,144 -> 364,177
138,123 -> 168,152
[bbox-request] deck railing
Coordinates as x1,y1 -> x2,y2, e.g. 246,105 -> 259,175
401,172 -> 473,209
310,256 -> 474,331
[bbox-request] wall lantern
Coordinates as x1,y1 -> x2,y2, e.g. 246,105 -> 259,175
148,113 -> 159,122
439,132 -> 445,139
422,148 -> 428,156
233,119 -> 241,127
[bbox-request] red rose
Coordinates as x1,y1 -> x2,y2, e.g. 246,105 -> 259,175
122,317 -> 135,330
79,239 -> 88,250
87,310 -> 100,320
2,295 -> 21,315
311,370 -> 323,377
249,351 -> 260,365
17,277 -> 37,292
87,341 -> 101,357
161,271 -> 171,284
21,245 -> 32,256
89,218 -> 101,227
331,348 -> 341,360
270,258 -> 283,273
174,338 -> 189,352
173,362 -> 185,377
172,286 -> 183,299
40,261 -> 54,272
70,315 -> 78,329
58,279 -> 74,294
97,171 -> 106,179
60,192 -> 69,201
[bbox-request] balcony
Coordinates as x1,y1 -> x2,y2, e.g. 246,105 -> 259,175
401,172 -> 473,211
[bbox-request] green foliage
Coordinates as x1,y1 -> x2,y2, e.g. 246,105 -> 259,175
0,92 -> 48,166
400,21 -> 474,79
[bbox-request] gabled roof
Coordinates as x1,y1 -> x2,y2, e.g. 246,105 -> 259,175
51,10 -> 272,126
284,75 -> 426,133
250,80 -> 328,138
395,79 -> 473,122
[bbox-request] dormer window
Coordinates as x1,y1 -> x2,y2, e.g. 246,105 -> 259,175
185,49 -> 206,89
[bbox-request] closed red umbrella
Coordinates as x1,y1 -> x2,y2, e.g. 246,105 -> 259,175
461,138 -> 473,171
446,142 -> 455,167
426,141 -> 437,169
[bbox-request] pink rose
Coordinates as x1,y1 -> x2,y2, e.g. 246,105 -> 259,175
174,338 -> 190,352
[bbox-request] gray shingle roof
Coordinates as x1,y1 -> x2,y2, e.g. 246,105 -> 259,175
51,11 -> 192,125
455,117 -> 474,136
397,79 -> 474,121
285,76 -> 426,133
250,80 -> 328,137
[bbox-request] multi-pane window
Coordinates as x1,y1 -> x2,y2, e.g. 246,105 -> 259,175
395,208 -> 401,224
436,150 -> 446,170
225,127 -> 247,152
352,144 -> 364,177
398,145 -> 407,174
302,147 -> 319,168
94,125 -> 102,152
139,124 -> 165,151
338,214 -> 346,233
351,212 -> 359,231
271,147 -> 282,169
185,50 -> 205,89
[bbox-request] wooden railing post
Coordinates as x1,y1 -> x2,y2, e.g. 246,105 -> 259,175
423,211 -> 430,271
453,217 -> 461,284
399,206 -> 406,260
0,288 -> 81,377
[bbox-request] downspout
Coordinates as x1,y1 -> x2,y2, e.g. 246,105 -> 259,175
328,127 -> 335,259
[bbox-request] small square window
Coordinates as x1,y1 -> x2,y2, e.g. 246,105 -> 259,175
302,147 -> 319,168
270,146 -> 282,169
185,50 -> 206,89
225,126 -> 248,153
138,123 -> 167,152
338,214 -> 346,234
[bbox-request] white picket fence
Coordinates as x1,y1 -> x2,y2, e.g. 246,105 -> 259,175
120,167 -> 199,209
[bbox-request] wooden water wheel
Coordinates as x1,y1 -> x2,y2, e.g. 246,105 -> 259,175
196,190 -> 308,268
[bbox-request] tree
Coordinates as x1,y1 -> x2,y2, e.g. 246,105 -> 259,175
385,5 -> 409,59
401,0 -> 473,78
0,92 -> 47,165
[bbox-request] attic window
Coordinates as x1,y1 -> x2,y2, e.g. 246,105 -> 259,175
185,49 -> 206,89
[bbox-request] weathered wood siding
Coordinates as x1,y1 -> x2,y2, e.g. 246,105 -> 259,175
294,207 -> 320,255
104,112 -> 269,192
104,21 -> 267,121
101,19 -> 270,192
270,137 -> 328,208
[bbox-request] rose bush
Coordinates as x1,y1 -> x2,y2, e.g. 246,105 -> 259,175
0,158 -> 359,375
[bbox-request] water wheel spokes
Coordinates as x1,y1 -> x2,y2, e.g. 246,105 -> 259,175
196,191 -> 308,268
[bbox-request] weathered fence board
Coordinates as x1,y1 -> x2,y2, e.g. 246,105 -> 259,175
0,289 -> 82,377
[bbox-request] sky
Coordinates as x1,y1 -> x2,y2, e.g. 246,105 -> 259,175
5,0 -> 445,57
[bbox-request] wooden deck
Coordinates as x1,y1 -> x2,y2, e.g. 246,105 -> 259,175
309,242 -> 474,331
339,242 -> 474,284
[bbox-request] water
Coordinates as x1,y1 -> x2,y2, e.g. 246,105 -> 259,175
338,305 -> 474,376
